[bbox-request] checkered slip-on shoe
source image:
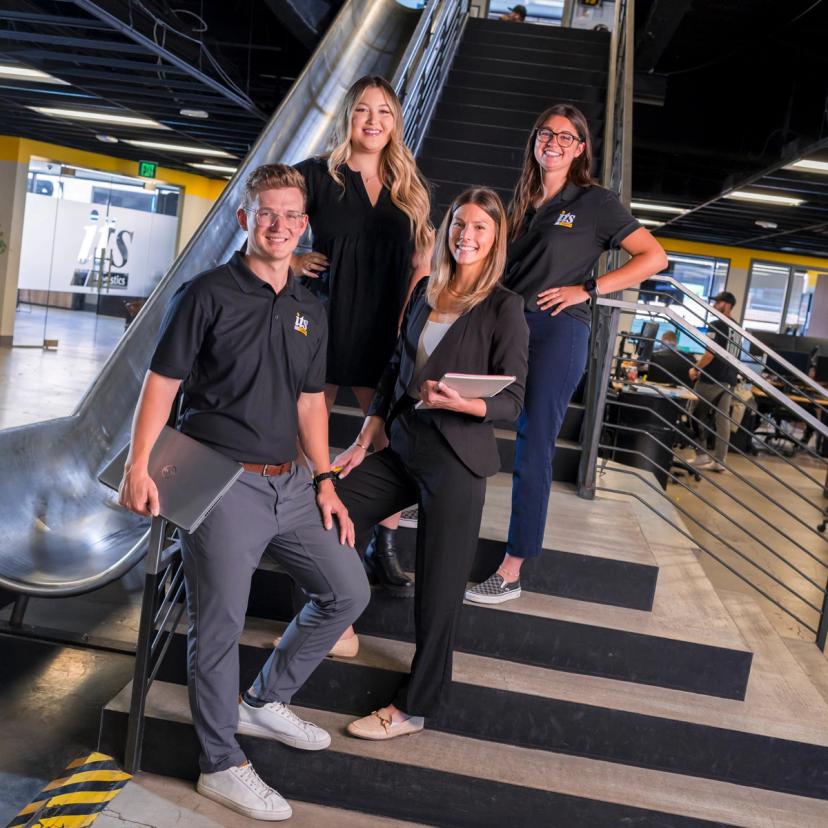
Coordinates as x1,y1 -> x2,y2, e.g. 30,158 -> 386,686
398,506 -> 419,528
464,573 -> 522,605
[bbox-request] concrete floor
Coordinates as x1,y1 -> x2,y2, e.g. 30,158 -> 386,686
1,306 -> 124,429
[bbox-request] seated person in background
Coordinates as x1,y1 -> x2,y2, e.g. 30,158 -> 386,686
647,330 -> 690,385
500,5 -> 527,22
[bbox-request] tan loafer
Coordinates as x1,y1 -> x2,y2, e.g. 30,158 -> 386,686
272,633 -> 359,659
346,708 -> 424,741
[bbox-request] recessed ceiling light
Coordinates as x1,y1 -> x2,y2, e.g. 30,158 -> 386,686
635,217 -> 665,227
95,134 -> 119,144
29,106 -> 168,129
785,159 -> 828,174
124,139 -> 233,158
754,220 -> 778,229
630,201 -> 686,214
0,64 -> 68,85
180,108 -> 209,119
724,190 -> 803,206
188,162 -> 238,174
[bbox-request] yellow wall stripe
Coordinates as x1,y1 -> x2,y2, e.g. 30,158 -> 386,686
0,135 -> 227,200
8,752 -> 131,828
655,234 -> 828,273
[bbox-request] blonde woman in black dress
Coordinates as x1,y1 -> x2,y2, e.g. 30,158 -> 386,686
291,76 -> 432,653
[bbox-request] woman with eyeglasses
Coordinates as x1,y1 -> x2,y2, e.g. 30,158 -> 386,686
289,76 -> 433,626
464,103 -> 667,605
332,188 -> 528,739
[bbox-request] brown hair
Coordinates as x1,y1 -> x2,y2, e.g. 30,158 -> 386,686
426,188 -> 508,314
507,104 -> 596,240
326,75 -> 433,255
240,163 -> 307,210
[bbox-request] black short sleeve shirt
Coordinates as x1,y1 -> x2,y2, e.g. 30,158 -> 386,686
504,184 -> 640,324
702,318 -> 740,386
150,251 -> 328,464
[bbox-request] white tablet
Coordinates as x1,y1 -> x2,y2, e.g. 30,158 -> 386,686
415,373 -> 516,409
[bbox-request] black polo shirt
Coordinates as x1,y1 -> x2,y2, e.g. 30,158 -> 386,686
504,183 -> 640,324
150,251 -> 327,464
701,318 -> 740,386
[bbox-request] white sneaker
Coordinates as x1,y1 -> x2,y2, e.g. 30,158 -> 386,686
238,698 -> 331,750
695,458 -> 725,472
197,763 -> 292,821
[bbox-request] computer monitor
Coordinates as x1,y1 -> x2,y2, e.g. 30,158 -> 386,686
635,321 -> 660,363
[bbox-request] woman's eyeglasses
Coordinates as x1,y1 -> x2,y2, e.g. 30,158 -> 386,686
535,128 -> 582,149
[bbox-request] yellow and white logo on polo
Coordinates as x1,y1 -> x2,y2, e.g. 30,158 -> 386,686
555,211 -> 576,228
294,312 -> 309,336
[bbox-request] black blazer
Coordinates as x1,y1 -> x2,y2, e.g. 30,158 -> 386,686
369,280 -> 529,477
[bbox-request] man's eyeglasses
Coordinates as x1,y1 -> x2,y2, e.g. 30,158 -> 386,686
245,208 -> 306,228
535,128 -> 582,149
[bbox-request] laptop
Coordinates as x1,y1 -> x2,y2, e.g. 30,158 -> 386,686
414,373 -> 517,409
98,426 -> 244,533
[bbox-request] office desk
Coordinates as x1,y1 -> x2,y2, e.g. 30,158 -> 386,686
606,382 -> 697,489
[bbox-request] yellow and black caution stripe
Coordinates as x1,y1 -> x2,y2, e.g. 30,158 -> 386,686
6,751 -> 131,828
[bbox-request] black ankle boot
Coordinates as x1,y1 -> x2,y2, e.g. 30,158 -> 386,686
364,526 -> 414,599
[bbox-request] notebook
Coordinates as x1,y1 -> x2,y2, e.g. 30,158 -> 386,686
98,426 -> 244,532
414,373 -> 517,409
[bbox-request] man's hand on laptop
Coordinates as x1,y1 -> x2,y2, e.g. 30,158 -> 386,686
119,465 -> 160,517
316,481 -> 355,547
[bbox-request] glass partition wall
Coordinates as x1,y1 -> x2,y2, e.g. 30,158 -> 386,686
14,160 -> 181,353
744,260 -> 818,334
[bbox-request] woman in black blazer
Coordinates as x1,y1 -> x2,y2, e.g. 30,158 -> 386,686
333,188 -> 529,739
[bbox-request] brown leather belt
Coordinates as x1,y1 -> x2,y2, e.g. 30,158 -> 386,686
241,461 -> 292,477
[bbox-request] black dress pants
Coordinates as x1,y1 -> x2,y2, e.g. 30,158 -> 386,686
336,410 -> 486,717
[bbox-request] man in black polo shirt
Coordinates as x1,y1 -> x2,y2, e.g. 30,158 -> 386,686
689,291 -> 741,472
119,164 -> 370,822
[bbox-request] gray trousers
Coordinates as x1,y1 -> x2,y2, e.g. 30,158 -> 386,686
694,380 -> 733,464
180,464 -> 370,773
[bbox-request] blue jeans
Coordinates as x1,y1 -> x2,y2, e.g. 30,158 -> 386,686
507,311 -> 589,560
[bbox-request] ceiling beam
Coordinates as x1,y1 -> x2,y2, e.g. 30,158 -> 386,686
70,0 -> 266,120
635,0 -> 693,74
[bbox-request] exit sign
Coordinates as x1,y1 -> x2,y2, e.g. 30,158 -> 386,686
138,160 -> 157,178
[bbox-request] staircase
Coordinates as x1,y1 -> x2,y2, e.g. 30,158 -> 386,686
96,13 -> 828,828
99,472 -> 828,825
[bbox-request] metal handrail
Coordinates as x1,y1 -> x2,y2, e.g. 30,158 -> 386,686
599,297 -> 828,437
646,275 -> 828,401
393,0 -> 468,154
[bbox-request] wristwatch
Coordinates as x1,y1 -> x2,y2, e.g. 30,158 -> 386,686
583,278 -> 600,300
313,471 -> 338,490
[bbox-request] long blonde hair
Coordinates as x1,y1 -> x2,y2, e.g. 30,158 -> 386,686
327,75 -> 432,254
507,104 -> 596,240
426,188 -> 508,314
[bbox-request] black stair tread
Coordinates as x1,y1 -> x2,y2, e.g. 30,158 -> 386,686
419,136 -> 525,169
463,19 -> 611,53
102,686 -> 751,827
99,684 -> 825,812
454,42 -> 609,71
256,520 -> 657,611
431,99 -> 606,132
466,15 -> 612,41
425,116 -> 605,150
244,569 -> 751,698
439,84 -> 606,118
419,156 -> 521,190
445,69 -> 607,103
450,53 -> 609,86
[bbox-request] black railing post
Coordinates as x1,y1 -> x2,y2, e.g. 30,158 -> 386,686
818,582 -> 828,652
124,515 -> 167,773
577,303 -> 620,498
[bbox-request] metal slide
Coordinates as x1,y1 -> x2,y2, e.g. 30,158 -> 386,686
0,0 -> 420,597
